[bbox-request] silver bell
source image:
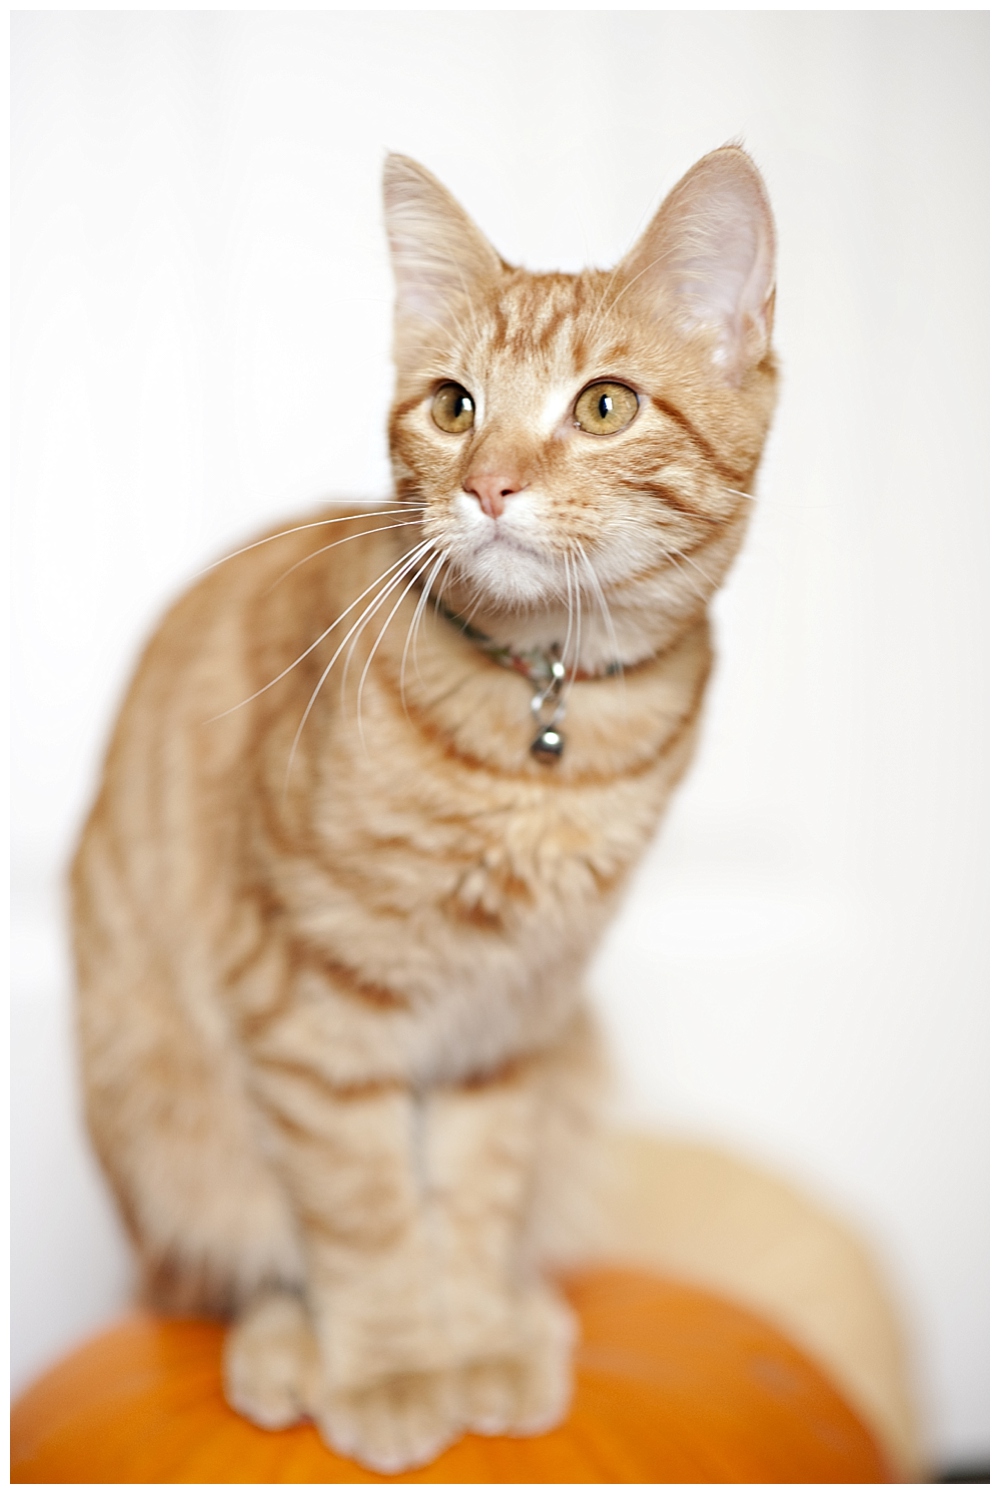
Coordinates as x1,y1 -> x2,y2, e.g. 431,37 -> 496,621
530,727 -> 564,764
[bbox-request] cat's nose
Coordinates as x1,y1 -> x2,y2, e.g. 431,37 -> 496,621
462,472 -> 524,520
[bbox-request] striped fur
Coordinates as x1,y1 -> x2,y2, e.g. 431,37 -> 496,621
71,148 -> 778,1473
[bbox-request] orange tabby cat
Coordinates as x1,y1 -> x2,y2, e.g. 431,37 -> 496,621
71,147 -> 777,1472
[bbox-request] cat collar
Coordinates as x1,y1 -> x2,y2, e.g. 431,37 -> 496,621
433,600 -> 622,765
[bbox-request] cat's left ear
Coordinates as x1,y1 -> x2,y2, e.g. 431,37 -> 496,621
617,146 -> 776,383
384,154 -> 502,356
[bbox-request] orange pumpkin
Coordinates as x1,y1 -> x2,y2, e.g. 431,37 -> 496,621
11,1268 -> 894,1483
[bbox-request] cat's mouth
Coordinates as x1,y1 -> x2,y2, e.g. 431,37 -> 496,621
475,526 -> 539,560
450,528 -> 562,610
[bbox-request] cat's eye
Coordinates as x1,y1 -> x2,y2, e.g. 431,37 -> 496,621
431,382 -> 475,434
573,382 -> 639,436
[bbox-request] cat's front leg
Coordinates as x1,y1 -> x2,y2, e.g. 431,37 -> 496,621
231,1056 -> 576,1471
240,1074 -> 463,1470
419,1071 -> 576,1437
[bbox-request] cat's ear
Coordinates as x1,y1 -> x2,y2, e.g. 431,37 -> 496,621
617,146 -> 776,382
383,154 -> 503,353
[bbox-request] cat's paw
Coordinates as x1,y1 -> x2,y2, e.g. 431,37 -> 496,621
224,1288 -> 319,1431
314,1369 -> 463,1474
464,1287 -> 576,1437
463,1352 -> 570,1437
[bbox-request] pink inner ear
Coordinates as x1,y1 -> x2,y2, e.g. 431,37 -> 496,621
383,154 -> 502,344
673,187 -> 774,370
621,149 -> 776,380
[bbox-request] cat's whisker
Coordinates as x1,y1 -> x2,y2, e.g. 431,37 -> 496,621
425,554 -> 463,665
581,262 -> 630,350
574,541 -> 626,713
586,245 -> 677,345
75,149 -> 781,1472
419,662 -> 488,723
580,191 -> 666,345
208,538 -> 432,724
588,180 -> 678,345
285,538 -> 438,790
336,541 -> 440,718
680,551 -> 716,591
400,550 -> 450,712
574,555 -> 585,684
265,519 -> 425,595
442,563 -> 494,641
405,555 -> 450,700
556,549 -> 584,724
463,574 -> 496,630
408,293 -> 471,359
337,561 -> 422,726
421,338 -> 466,367
195,506 -> 425,577
410,556 -> 458,689
568,549 -> 585,688
561,552 -> 575,685
663,549 -> 711,606
357,549 -> 441,752
451,261 -> 482,350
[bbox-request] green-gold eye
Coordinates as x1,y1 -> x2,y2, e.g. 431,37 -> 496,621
431,382 -> 475,433
574,381 -> 639,436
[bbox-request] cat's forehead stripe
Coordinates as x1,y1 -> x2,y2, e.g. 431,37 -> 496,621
490,277 -> 585,362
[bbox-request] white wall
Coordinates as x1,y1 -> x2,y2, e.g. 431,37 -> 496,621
11,12 -> 987,1467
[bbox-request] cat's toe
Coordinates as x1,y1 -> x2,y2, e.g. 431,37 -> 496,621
464,1289 -> 576,1437
464,1347 -> 572,1437
463,1358 -> 523,1434
224,1288 -> 318,1431
315,1369 -> 463,1474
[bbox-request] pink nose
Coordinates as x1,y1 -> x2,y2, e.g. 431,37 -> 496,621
463,472 -> 524,520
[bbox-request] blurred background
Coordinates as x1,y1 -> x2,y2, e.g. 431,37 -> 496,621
11,11 -> 987,1473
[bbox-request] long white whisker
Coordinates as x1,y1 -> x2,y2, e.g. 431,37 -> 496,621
572,549 -> 585,683
562,551 -> 576,685
195,506 -> 425,577
581,182 -> 666,347
459,572 -> 495,629
206,538 -> 432,723
587,246 -> 678,345
416,663 -> 485,721
450,260 -> 481,348
356,549 -> 441,751
664,549 -> 711,605
335,541 -> 441,716
338,557 -> 427,717
680,551 -> 716,590
582,265 -> 627,349
284,538 -> 437,790
400,550 -> 449,713
575,541 -> 626,716
417,557 -> 460,684
265,519 -> 424,594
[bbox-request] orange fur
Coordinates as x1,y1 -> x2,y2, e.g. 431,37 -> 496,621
71,147 -> 778,1472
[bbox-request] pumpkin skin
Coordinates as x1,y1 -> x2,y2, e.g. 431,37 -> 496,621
11,1268 -> 893,1483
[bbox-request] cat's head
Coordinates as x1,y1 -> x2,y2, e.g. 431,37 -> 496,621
384,148 -> 778,662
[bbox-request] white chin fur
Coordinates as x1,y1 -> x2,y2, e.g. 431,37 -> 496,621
455,537 -> 560,609
446,493 -> 564,608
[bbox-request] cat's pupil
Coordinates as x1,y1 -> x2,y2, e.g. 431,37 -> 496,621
598,394 -> 612,420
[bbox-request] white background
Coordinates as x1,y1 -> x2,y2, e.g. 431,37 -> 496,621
11,12 -> 987,1468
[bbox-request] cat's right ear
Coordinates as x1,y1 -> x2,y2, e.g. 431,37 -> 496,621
383,155 -> 502,359
616,146 -> 776,384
